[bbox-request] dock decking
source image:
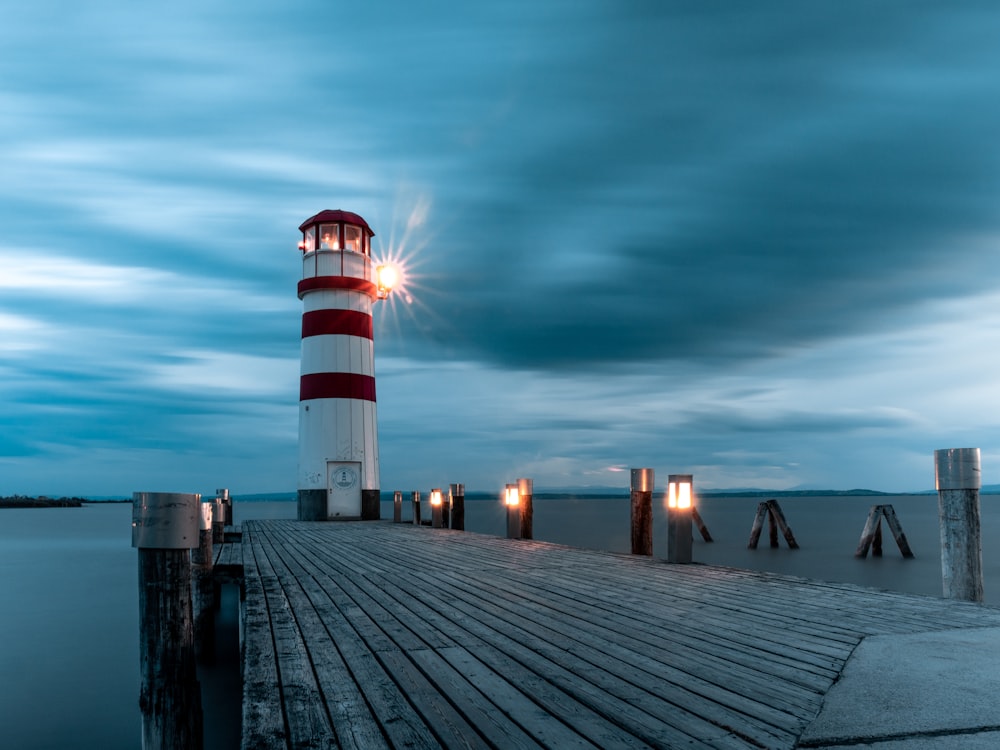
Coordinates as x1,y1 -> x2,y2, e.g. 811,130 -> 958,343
233,520 -> 1000,749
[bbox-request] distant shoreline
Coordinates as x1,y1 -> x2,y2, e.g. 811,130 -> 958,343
0,496 -> 87,508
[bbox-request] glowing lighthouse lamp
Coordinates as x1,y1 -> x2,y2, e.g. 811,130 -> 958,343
295,209 -> 397,521
666,474 -> 694,563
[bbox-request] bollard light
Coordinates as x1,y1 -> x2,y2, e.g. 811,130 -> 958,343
504,484 -> 521,539
668,477 -> 692,509
430,488 -> 444,528
666,474 -> 694,564
505,484 -> 520,506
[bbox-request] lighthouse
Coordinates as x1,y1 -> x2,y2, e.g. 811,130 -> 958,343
296,209 -> 393,521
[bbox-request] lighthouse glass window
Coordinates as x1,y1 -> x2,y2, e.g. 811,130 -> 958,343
301,227 -> 316,252
344,224 -> 362,253
319,224 -> 339,250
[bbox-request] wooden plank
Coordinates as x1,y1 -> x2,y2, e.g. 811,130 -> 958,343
238,520 -> 1000,750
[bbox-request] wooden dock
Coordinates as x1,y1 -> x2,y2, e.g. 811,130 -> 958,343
223,520 -> 1000,749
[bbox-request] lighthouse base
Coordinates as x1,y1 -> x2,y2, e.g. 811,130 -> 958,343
297,489 -> 381,521
297,489 -> 327,521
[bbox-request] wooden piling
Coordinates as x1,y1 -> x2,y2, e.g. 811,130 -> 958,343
517,477 -> 533,540
449,483 -> 465,531
691,507 -> 713,542
748,499 -> 799,550
191,502 -> 215,661
856,505 -> 914,559
211,499 -> 224,544
132,491 -> 204,750
216,487 -> 232,526
935,448 -> 984,602
630,468 -> 653,556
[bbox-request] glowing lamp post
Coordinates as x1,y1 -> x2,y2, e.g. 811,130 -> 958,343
667,474 -> 694,564
430,488 -> 444,528
505,484 -> 521,539
393,490 -> 402,523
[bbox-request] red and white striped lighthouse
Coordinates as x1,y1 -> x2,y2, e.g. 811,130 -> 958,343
296,209 -> 391,521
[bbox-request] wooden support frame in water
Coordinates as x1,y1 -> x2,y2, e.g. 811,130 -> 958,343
747,499 -> 799,549
856,504 -> 914,559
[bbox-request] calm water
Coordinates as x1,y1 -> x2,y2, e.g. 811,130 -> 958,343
1,494 -> 998,748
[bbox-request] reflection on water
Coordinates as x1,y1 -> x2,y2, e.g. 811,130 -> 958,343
1,494 -> 996,748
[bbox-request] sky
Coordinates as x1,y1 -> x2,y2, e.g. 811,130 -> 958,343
4,1 -> 1000,497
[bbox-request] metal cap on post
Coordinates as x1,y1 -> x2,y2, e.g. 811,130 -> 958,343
630,468 -> 654,556
934,448 -> 984,601
935,448 -> 982,490
132,492 -> 201,550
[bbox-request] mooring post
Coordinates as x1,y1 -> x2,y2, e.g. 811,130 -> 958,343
505,484 -> 521,539
691,506 -> 713,542
430,488 -> 444,528
191,502 -> 215,661
666,474 -> 694,563
450,483 -> 465,531
393,490 -> 402,523
132,491 -> 204,750
216,487 -> 232,526
748,502 -> 768,549
630,468 -> 653,556
211,498 -> 224,544
412,491 -> 421,526
517,477 -> 534,540
935,448 -> 984,602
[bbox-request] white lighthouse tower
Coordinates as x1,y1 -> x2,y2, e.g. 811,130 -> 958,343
296,209 -> 392,521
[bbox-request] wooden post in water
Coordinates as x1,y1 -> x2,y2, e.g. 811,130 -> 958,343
450,483 -> 465,531
430,488 -> 444,528
393,490 -> 402,523
630,468 -> 653,556
191,502 -> 215,661
666,474 -> 693,564
412,491 -> 421,526
518,477 -> 534,540
691,507 -> 713,542
935,448 -> 984,602
505,484 -> 521,539
132,491 -> 204,750
748,500 -> 799,549
855,505 -> 915,559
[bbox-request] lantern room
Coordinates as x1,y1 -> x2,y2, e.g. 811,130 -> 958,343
298,209 -> 377,293
298,209 -> 374,255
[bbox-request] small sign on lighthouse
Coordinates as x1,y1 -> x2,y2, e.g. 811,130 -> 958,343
295,209 -> 395,521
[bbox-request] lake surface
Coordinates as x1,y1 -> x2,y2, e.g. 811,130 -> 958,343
1,494 -> 997,748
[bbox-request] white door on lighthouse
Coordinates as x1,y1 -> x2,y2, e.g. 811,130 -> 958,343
327,461 -> 362,518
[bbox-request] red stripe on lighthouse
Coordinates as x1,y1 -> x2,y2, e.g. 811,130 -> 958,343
301,309 -> 373,340
300,373 -> 377,402
297,276 -> 378,299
